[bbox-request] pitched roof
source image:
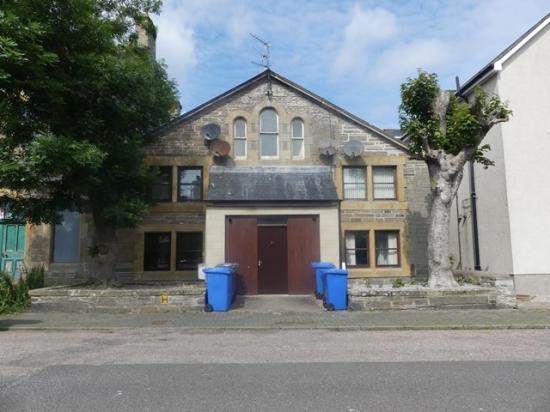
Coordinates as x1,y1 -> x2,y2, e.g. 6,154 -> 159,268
156,70 -> 408,151
460,12 -> 550,95
207,166 -> 338,202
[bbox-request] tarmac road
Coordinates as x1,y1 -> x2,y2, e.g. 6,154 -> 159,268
1,329 -> 550,411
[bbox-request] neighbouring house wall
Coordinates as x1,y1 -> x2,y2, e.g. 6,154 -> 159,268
205,206 -> 340,267
450,75 -> 514,273
498,23 -> 550,278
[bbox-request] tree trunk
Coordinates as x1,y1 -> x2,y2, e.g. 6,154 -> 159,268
427,161 -> 463,288
90,215 -> 119,285
427,195 -> 458,288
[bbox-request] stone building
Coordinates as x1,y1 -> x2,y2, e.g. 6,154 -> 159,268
11,69 -> 431,292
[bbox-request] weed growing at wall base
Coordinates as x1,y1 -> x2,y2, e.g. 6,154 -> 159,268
0,272 -> 30,314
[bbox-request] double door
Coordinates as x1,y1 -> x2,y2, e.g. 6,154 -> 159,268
0,223 -> 26,278
225,216 -> 320,295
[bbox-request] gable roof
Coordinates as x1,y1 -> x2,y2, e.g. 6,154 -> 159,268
460,12 -> 550,95
156,69 -> 408,150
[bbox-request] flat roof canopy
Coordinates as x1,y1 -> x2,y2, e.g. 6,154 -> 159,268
207,166 -> 338,202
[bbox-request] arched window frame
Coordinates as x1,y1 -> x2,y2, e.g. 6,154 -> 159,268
290,118 -> 305,160
259,108 -> 279,159
233,117 -> 247,159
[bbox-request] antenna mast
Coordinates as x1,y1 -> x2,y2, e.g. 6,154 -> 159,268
250,33 -> 273,97
250,33 -> 271,69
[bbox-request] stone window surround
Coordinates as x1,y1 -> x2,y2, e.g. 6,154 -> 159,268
290,117 -> 305,160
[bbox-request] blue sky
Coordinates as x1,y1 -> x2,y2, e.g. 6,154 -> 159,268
152,1 -> 549,128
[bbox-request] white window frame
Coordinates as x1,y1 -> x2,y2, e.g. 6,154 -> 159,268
290,118 -> 305,160
259,108 -> 279,159
233,118 -> 247,159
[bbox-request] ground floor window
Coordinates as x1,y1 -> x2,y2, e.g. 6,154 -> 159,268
52,211 -> 80,263
176,232 -> 203,270
375,230 -> 400,267
345,231 -> 369,267
144,232 -> 171,271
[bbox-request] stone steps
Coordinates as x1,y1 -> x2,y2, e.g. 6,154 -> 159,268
30,283 -> 206,313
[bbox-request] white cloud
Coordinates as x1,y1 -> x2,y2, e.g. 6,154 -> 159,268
152,3 -> 197,82
372,38 -> 451,83
335,6 -> 398,73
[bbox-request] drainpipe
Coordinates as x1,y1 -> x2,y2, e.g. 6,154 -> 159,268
456,75 -> 481,271
469,161 -> 481,271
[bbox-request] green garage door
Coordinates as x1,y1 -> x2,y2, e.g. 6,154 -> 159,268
0,223 -> 26,279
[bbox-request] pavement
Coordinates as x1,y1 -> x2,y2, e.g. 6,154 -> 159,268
1,294 -> 550,331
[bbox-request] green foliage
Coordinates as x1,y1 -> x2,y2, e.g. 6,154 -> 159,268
0,271 -> 30,314
392,278 -> 405,288
399,71 -> 511,165
0,0 -> 178,227
25,266 -> 45,290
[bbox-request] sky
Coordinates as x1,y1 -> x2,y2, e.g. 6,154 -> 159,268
151,0 -> 549,128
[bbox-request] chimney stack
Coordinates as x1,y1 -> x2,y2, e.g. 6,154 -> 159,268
135,15 -> 156,59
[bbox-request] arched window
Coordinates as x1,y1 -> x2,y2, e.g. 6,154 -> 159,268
291,118 -> 304,160
234,118 -> 247,159
259,108 -> 278,158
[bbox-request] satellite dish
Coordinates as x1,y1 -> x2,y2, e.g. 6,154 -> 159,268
211,140 -> 231,157
343,140 -> 364,158
200,123 -> 221,141
319,139 -> 337,156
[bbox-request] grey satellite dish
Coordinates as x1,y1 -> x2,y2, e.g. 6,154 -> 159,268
319,139 -> 337,156
200,123 -> 221,141
211,140 -> 231,157
343,140 -> 364,158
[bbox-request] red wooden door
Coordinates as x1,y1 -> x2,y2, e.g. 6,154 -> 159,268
225,217 -> 258,294
258,226 -> 288,294
287,216 -> 320,294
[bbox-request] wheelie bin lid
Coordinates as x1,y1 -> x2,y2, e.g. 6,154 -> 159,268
203,266 -> 234,275
310,262 -> 336,269
324,268 -> 348,276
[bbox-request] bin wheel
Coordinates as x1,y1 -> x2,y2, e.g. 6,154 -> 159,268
204,304 -> 213,312
315,292 -> 322,300
323,301 -> 328,309
326,303 -> 335,311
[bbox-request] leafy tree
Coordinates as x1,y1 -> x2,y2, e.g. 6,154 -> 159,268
400,71 -> 511,287
0,0 -> 178,282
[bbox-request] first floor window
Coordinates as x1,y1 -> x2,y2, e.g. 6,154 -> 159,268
343,167 -> 366,199
234,118 -> 247,159
260,108 -> 279,158
151,166 -> 173,202
375,230 -> 400,267
373,166 -> 396,200
144,232 -> 171,271
345,231 -> 369,267
176,232 -> 203,270
178,167 -> 202,201
291,118 -> 304,159
52,211 -> 80,263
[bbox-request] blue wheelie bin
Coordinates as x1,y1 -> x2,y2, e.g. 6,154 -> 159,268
203,266 -> 235,312
323,269 -> 348,311
310,262 -> 336,299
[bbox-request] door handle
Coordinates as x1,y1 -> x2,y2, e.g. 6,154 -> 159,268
258,260 -> 262,267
